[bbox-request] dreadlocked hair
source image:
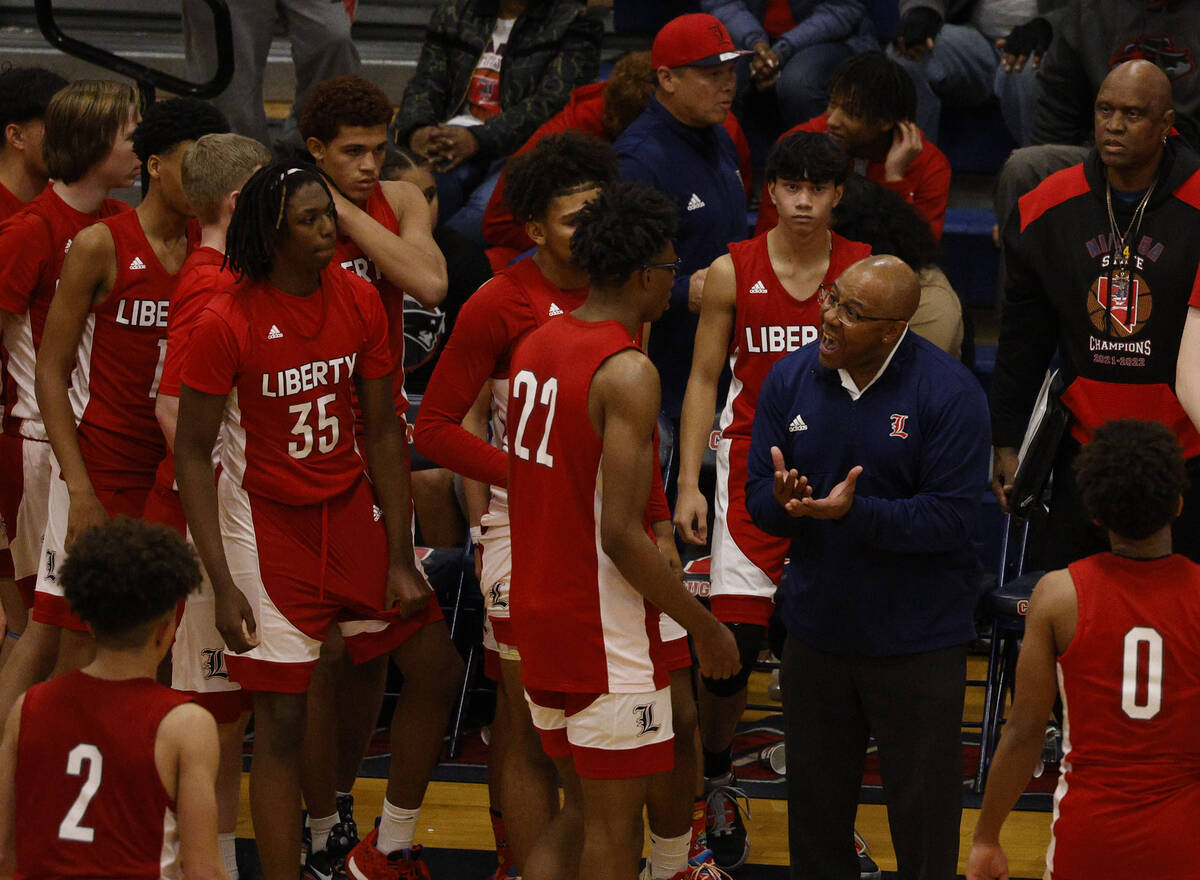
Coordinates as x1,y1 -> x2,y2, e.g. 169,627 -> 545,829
133,97 -> 229,164
225,159 -> 334,281
570,181 -> 678,287
826,50 -> 917,126
503,131 -> 619,223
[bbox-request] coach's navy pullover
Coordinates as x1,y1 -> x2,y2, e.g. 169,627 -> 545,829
615,97 -> 747,418
746,332 -> 991,656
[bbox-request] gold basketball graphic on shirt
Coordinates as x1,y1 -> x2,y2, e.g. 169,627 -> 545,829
1087,272 -> 1150,337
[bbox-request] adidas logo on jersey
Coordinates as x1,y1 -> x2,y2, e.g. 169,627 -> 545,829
267,324 -> 284,340
789,414 -> 808,433
548,302 -> 563,317
372,505 -> 383,522
129,256 -> 147,271
749,280 -> 768,294
686,193 -> 706,211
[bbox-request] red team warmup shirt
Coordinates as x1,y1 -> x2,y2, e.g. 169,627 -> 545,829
1050,553 -> 1200,877
14,671 -> 191,880
0,182 -> 23,220
508,315 -> 667,694
182,265 -> 392,506
0,187 -> 129,438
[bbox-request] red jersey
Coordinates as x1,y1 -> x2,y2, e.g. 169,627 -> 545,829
754,113 -> 951,240
334,183 -> 408,425
14,670 -> 191,880
181,265 -> 392,506
0,187 -> 129,438
719,231 -> 871,441
1049,553 -> 1200,878
508,315 -> 665,693
74,210 -> 186,487
0,182 -> 23,220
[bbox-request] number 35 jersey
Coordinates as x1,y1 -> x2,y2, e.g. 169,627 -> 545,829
182,266 -> 392,506
14,670 -> 192,880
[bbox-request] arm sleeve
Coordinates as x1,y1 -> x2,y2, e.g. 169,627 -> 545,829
989,208 -> 1060,447
744,366 -> 807,538
159,274 -> 219,398
180,309 -> 239,396
1030,25 -> 1092,146
411,285 -> 519,486
771,1 -> 868,65
0,215 -> 49,316
880,142 -> 951,239
700,0 -> 769,49
391,5 -> 457,148
840,386 -> 992,552
356,282 -> 395,380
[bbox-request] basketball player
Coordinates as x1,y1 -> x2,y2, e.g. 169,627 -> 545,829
674,130 -> 869,870
0,517 -> 222,880
148,132 -> 271,880
31,97 -> 227,681
0,66 -> 67,659
175,162 -> 462,880
0,80 -> 141,723
507,180 -> 740,880
968,419 -> 1200,879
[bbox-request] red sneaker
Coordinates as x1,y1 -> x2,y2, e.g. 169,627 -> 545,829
345,829 -> 430,880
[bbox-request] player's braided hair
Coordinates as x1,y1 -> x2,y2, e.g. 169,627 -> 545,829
0,66 -> 67,140
826,50 -> 917,126
503,131 -> 619,223
225,159 -> 335,281
61,517 -> 201,646
132,97 -> 229,164
570,181 -> 678,288
766,130 -> 850,185
1074,419 -> 1189,540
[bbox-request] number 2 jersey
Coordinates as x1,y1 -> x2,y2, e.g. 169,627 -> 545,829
181,265 -> 392,505
1049,552 -> 1200,878
14,670 -> 192,880
507,315 -> 667,694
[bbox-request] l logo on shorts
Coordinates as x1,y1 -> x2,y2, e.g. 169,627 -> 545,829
202,648 -> 229,680
633,703 -> 661,736
44,550 -> 56,583
489,581 -> 508,609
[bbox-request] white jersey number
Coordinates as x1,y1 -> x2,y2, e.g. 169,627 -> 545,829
148,337 -> 168,399
59,743 -> 103,843
510,371 -> 557,468
1121,626 -> 1163,720
287,393 -> 340,459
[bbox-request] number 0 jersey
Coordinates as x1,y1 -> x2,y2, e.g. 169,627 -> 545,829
14,670 -> 192,880
507,315 -> 666,694
181,265 -> 392,506
1049,552 -> 1200,877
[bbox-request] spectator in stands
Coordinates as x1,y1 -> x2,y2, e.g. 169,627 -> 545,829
700,0 -> 877,128
755,51 -> 952,240
614,13 -> 750,450
392,0 -> 602,244
833,176 -> 963,358
482,51 -> 754,263
992,60 -> 1200,569
891,0 -> 1064,145
182,0 -> 360,147
747,254 -> 990,880
0,67 -> 67,212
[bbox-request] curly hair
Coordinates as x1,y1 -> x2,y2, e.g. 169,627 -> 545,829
1074,419 -> 1189,540
766,130 -> 850,185
601,51 -> 655,141
833,176 -> 939,270
132,97 -> 229,165
225,159 -> 335,280
0,66 -> 68,146
826,51 -> 917,127
61,517 -> 201,646
299,74 -> 394,144
570,181 -> 678,287
503,131 -> 619,223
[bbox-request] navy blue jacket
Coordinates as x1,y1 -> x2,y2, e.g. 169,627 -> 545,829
615,97 -> 747,418
746,333 -> 991,656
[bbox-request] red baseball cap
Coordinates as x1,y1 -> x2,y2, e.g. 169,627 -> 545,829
651,13 -> 751,69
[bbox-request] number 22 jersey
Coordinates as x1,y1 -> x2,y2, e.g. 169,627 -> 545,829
181,265 -> 392,505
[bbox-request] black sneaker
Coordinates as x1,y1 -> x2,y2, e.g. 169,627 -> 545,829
302,848 -> 338,880
325,797 -> 360,871
704,771 -> 751,870
854,829 -> 881,880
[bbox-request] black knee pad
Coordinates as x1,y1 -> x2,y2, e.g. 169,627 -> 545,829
701,622 -> 765,697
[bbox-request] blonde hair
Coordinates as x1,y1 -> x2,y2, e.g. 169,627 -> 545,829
43,80 -> 139,184
182,133 -> 272,224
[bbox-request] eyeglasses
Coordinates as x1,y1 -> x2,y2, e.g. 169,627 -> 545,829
816,283 -> 907,326
643,259 -> 683,278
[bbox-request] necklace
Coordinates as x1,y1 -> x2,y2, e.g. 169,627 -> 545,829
1103,178 -> 1156,328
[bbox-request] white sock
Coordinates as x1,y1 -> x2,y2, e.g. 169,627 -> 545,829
376,798 -> 420,854
307,812 -> 338,854
649,829 -> 690,879
219,832 -> 239,880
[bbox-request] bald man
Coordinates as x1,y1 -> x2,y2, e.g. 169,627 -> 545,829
745,254 -> 991,880
994,59 -> 1200,568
